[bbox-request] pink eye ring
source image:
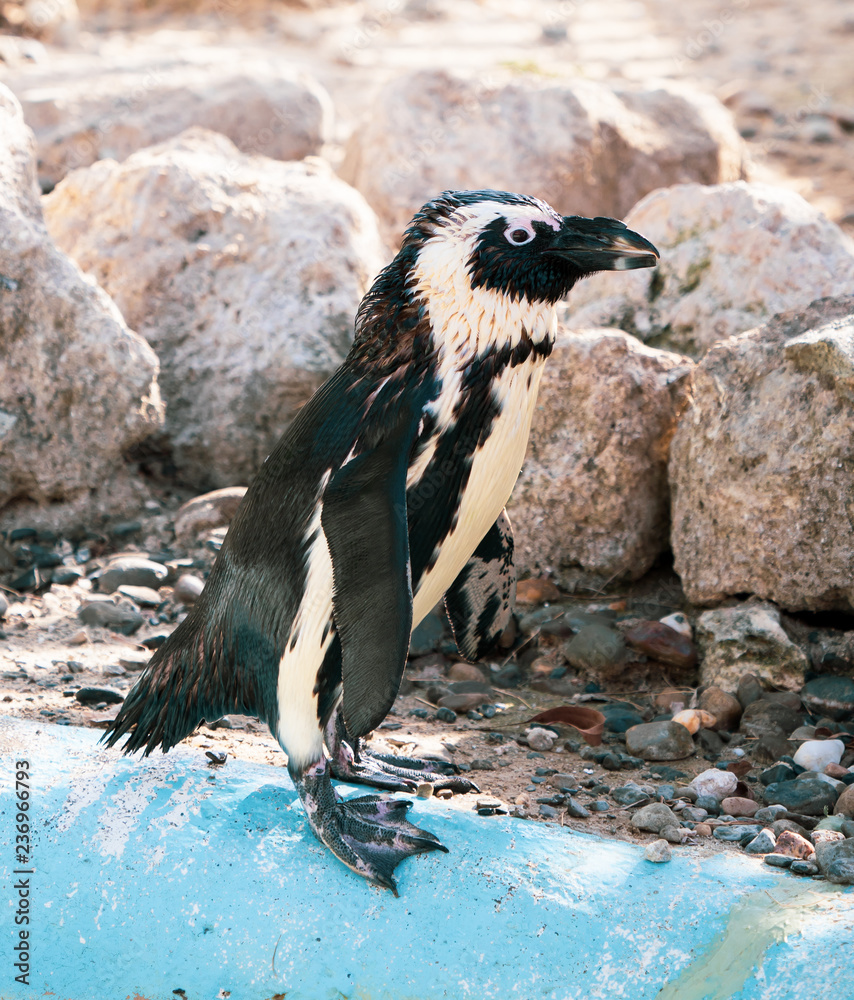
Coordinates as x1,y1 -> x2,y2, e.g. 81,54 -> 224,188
505,223 -> 535,246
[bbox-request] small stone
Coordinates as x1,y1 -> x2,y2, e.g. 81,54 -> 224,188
774,830 -> 815,859
527,727 -> 557,752
697,729 -> 725,754
68,629 -> 89,646
600,703 -> 645,733
744,829 -> 777,854
754,804 -> 788,823
694,823 -> 712,837
800,676 -> 854,721
739,700 -> 802,740
117,585 -> 164,607
672,709 -> 716,734
435,707 -> 457,723
763,778 -> 839,816
447,662 -> 487,683
713,824 -> 762,843
659,613 -> 691,637
470,759 -> 496,771
825,762 -> 850,779
835,785 -> 854,818
764,853 -> 793,869
721,796 -> 759,818
416,782 -> 433,799
601,753 -> 622,771
690,768 -> 738,802
74,687 -> 124,706
438,693 -> 485,713
737,673 -> 764,709
624,621 -> 697,669
681,806 -> 708,822
792,739 -> 845,772
644,838 -> 672,862
631,802 -> 679,833
789,859 -> 819,876
695,796 -> 721,815
516,577 -> 561,604
95,557 -> 169,594
565,798 -> 591,819
612,783 -> 647,806
173,487 -> 247,546
562,624 -> 626,672
78,602 -> 144,636
173,574 -> 205,605
759,763 -> 797,786
625,721 -> 695,761
698,686 -> 743,731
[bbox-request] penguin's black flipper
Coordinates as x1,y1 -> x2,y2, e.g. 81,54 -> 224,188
444,508 -> 516,662
321,402 -> 418,742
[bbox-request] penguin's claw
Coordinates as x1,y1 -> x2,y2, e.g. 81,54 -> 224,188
324,710 -> 480,795
291,757 -> 448,894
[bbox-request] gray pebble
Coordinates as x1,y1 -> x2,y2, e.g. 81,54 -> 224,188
713,824 -> 762,843
566,797 -> 591,819
527,727 -> 557,752
470,759 -> 495,771
95,557 -> 169,594
539,803 -> 559,818
682,807 -> 709,822
764,853 -> 793,869
625,721 -> 694,761
78,602 -> 144,636
660,825 -> 684,844
789,859 -> 819,876
612,783 -> 647,806
631,803 -> 679,834
173,574 -> 205,605
74,687 -> 124,706
644,839 -> 672,863
695,795 -> 721,815
117,585 -> 163,607
744,829 -> 777,855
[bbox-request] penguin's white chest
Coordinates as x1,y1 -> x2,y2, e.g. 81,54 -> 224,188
411,359 -> 545,625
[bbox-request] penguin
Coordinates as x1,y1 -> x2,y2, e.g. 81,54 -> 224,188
103,190 -> 658,894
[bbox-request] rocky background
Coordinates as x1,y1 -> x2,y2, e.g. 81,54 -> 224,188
1,0 -> 853,876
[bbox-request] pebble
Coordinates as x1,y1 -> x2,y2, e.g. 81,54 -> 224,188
562,624 -> 626,672
681,806 -> 709,822
548,773 -> 579,791
644,839 -> 672,863
470,759 -> 495,771
713,824 -> 762,843
565,797 -> 591,819
95,557 -> 169,594
78,602 -> 144,635
601,753 -> 622,771
600,703 -> 645,733
789,859 -> 820,876
744,829 -> 777,854
173,573 -> 205,605
672,709 -> 716,735
835,785 -> 854,818
736,673 -> 764,710
435,707 -> 457,723
438,692 -> 484,712
631,803 -> 679,833
0,592 -> 8,618
800,676 -> 854,721
527,727 -> 557,752
824,762 -> 850,779
447,662 -> 487,683
739,700 -> 802,740
624,621 -> 697,670
764,853 -> 793,869
117,585 -> 163,607
693,822 -> 712,837
774,830 -> 815,859
763,778 -> 839,816
721,796 -> 759,818
625,721 -> 694,761
698,687 -> 743,731
74,687 -> 124,706
814,838 -> 854,885
754,804 -> 788,823
759,763 -> 797,786
612,783 -> 647,806
659,613 -> 691,637
792,739 -> 845,772
660,825 -> 685,844
690,768 -> 737,802
589,800 -> 610,812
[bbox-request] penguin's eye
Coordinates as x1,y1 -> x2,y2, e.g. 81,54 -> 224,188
505,224 -> 535,246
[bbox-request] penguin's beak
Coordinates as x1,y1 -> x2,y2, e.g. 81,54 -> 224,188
547,216 -> 660,272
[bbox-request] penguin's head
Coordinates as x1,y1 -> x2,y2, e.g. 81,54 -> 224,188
404,189 -> 659,306
352,189 -> 658,366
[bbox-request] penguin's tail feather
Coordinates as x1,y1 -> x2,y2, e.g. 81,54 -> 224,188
101,605 -> 278,756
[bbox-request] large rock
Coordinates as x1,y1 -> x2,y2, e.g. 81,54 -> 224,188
45,129 -> 385,488
696,603 -> 810,692
340,70 -> 743,244
570,183 -> 854,357
0,84 -> 162,529
509,329 -> 693,583
5,51 -> 331,189
669,297 -> 854,611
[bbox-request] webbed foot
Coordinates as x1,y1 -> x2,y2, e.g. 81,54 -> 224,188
291,757 -> 447,895
325,710 -> 479,795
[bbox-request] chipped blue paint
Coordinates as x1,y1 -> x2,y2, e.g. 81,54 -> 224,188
1,715 -> 851,1000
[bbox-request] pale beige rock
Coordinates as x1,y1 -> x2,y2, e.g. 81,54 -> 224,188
721,796 -> 759,818
341,69 -> 743,244
6,51 -> 331,189
509,329 -> 693,583
173,487 -> 248,548
45,129 -> 385,488
669,297 -> 854,612
696,603 -> 810,692
672,709 -> 716,734
570,183 -> 854,357
0,84 -> 162,529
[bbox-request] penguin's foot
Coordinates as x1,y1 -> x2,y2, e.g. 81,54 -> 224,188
291,756 -> 448,895
325,712 -> 479,794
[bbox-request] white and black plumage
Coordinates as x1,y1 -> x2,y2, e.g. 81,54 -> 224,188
104,190 -> 658,893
